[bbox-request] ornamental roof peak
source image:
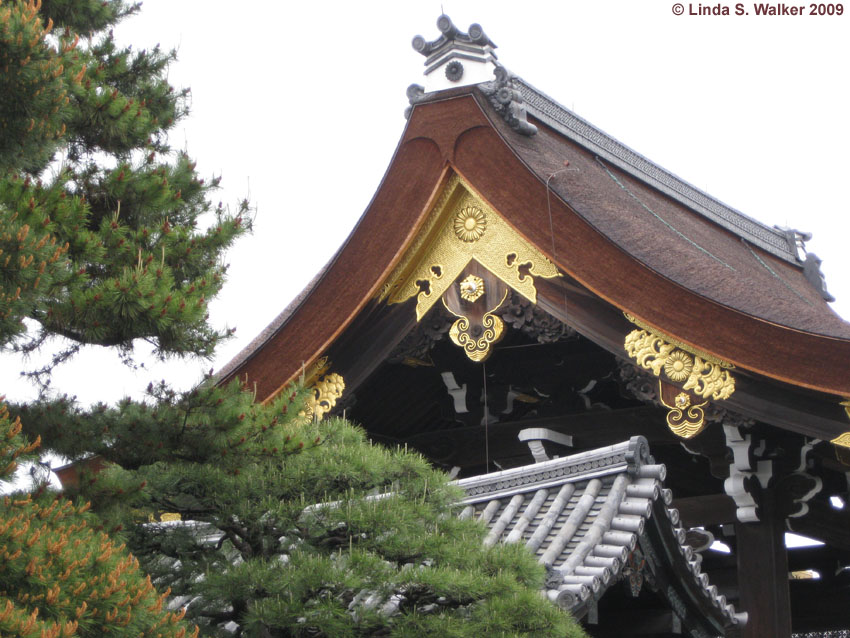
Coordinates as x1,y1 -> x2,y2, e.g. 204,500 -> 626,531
411,15 -> 499,93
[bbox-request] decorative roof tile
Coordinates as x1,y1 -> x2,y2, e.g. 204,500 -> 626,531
454,436 -> 747,636
411,15 -> 499,93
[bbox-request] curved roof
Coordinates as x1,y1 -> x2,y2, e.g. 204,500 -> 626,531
513,78 -> 799,264
455,436 -> 746,636
488,81 -> 850,340
218,83 -> 850,399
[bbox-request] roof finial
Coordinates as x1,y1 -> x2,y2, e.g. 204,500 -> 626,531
410,15 -> 498,93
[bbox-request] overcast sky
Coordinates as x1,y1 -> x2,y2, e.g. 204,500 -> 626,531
2,0 -> 847,407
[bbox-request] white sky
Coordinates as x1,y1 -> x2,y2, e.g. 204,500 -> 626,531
1,0 -> 848,407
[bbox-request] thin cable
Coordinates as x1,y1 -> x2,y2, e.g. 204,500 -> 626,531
483,361 -> 490,472
546,165 -> 575,334
595,156 -> 736,272
741,238 -> 813,306
545,167 -> 572,324
494,341 -> 554,351
545,168 -> 567,261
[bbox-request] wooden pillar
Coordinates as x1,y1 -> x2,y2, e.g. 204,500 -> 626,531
735,489 -> 792,638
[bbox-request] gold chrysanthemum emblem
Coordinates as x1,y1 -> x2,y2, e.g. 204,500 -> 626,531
459,274 -> 485,302
674,392 -> 691,409
664,350 -> 693,382
454,206 -> 487,242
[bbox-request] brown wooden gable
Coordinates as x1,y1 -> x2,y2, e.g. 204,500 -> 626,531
215,24 -> 850,635
219,87 -> 850,405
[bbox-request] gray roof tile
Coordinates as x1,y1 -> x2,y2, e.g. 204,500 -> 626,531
454,436 -> 747,634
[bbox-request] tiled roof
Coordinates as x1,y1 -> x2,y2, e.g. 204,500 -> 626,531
454,437 -> 747,636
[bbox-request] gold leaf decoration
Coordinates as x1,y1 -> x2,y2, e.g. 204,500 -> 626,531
454,206 -> 487,242
659,382 -> 707,439
832,432 -> 850,450
624,328 -> 735,401
834,431 -> 850,467
301,373 -> 346,421
664,351 -> 693,382
448,312 -> 505,362
459,274 -> 485,302
381,175 -> 560,321
666,404 -> 707,439
302,356 -> 330,386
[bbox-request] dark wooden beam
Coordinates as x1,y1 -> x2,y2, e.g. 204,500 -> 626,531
673,494 -> 737,527
327,299 -> 417,392
735,489 -> 792,638
787,498 -> 850,552
385,405 -> 670,469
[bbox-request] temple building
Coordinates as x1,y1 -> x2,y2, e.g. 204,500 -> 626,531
218,16 -> 850,638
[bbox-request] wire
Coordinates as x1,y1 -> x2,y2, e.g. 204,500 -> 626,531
483,361 -> 490,471
545,166 -> 573,327
742,238 -> 813,306
595,156 -> 735,272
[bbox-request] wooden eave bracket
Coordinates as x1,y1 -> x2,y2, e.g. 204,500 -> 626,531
622,314 -> 735,440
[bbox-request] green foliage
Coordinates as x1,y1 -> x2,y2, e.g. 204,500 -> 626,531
1,401 -> 197,638
36,381 -> 587,638
0,1 -> 76,173
0,0 -> 247,365
1,1 -> 250,636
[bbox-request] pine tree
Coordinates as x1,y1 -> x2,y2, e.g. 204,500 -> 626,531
1,401 -> 196,638
1,0 -> 247,367
34,380 -> 586,638
1,0 -> 243,635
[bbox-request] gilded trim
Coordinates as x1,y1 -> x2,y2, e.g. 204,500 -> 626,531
659,381 -> 707,439
444,288 -> 509,362
380,175 -> 560,321
834,430 -> 850,467
625,314 -> 732,369
623,326 -> 735,402
832,432 -> 850,450
459,274 -> 485,302
302,373 -> 346,421
302,356 -> 330,387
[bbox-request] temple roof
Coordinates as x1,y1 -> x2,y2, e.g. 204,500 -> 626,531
218,15 -> 850,423
454,436 -> 746,636
471,81 -> 849,339
511,78 -> 800,264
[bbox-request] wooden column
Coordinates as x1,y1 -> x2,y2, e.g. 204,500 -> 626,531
735,489 -> 791,638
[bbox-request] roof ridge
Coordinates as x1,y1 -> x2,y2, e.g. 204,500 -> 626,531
455,437 -> 745,632
455,437 -> 656,504
511,77 -> 801,264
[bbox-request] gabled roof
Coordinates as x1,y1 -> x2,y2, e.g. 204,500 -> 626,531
454,436 -> 746,636
217,19 -> 850,453
218,84 -> 850,396
469,79 -> 848,340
